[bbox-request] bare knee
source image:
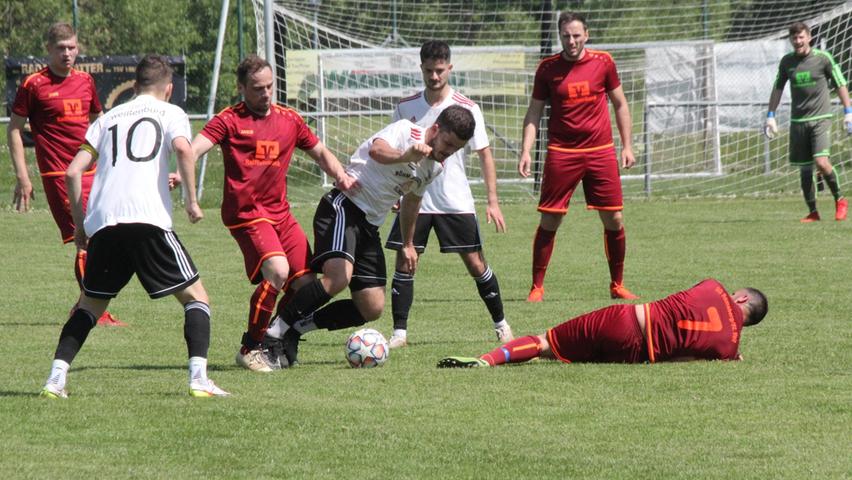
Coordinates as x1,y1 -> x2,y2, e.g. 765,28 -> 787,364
260,257 -> 290,289
353,288 -> 385,321
599,210 -> 624,231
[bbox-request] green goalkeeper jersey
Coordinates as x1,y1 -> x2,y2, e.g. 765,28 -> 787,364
774,48 -> 848,122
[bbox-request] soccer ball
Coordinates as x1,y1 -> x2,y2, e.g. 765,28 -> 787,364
345,328 -> 389,368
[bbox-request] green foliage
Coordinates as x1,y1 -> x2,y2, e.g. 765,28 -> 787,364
0,0 -> 256,113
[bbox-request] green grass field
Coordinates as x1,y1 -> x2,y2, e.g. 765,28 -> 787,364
1,192 -> 850,478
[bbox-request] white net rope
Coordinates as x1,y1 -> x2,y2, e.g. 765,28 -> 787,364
251,0 -> 852,204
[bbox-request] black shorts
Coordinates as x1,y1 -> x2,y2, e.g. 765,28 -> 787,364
385,213 -> 482,254
311,189 -> 386,291
83,223 -> 200,299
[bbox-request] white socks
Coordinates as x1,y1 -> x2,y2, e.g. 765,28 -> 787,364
188,356 -> 208,383
46,359 -> 70,389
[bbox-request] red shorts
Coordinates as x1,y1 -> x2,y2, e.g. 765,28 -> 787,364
538,146 -> 623,214
546,304 -> 647,363
229,215 -> 312,285
41,172 -> 94,244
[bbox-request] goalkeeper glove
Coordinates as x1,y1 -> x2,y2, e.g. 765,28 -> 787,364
844,106 -> 852,135
764,112 -> 778,139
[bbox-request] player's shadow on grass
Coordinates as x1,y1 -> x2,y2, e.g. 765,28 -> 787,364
71,364 -> 229,372
0,391 -> 42,397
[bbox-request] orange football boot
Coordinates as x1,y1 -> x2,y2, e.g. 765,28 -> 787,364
835,198 -> 847,221
526,286 -> 544,303
97,311 -> 127,327
800,211 -> 821,223
610,282 -> 639,300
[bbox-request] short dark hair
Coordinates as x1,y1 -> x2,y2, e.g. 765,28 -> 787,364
558,12 -> 587,31
743,288 -> 768,326
135,55 -> 173,89
237,54 -> 272,85
435,105 -> 475,141
46,22 -> 75,45
420,40 -> 451,63
789,21 -> 810,36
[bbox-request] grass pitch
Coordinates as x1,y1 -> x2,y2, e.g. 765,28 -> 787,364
0,194 -> 850,478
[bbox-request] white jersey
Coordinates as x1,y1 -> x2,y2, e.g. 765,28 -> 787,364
83,94 -> 192,236
393,88 -> 488,214
344,119 -> 444,226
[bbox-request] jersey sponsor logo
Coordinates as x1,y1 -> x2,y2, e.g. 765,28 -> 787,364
246,140 -> 280,166
677,306 -> 723,332
394,177 -> 424,196
240,129 -> 254,135
48,92 -> 60,98
58,98 -> 88,122
791,70 -> 816,88
562,81 -> 596,105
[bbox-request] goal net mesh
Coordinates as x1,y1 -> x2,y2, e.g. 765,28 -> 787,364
250,0 -> 852,205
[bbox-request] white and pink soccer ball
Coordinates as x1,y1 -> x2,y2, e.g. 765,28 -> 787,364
345,328 -> 389,368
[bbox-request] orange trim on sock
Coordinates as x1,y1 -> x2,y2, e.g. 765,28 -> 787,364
643,303 -> 656,363
282,268 -> 312,292
250,281 -> 275,326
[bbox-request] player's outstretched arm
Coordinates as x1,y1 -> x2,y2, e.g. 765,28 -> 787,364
518,98 -> 545,177
7,113 -> 34,212
398,192 -> 423,274
607,86 -> 635,169
306,141 -> 360,193
174,137 -> 203,223
477,147 -> 506,232
66,147 -> 95,249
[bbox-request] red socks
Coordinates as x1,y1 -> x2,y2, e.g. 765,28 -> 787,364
532,227 -> 556,288
74,251 -> 87,289
247,280 -> 280,345
604,228 -> 626,285
481,335 -> 542,366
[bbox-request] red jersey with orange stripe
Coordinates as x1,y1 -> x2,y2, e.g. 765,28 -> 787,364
199,102 -> 320,228
532,50 -> 620,152
644,279 -> 744,362
12,67 -> 102,175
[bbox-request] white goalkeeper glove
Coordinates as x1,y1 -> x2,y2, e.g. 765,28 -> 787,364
764,112 -> 778,139
844,107 -> 852,135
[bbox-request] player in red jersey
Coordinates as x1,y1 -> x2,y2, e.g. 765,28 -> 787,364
437,278 -> 768,368
192,55 -> 358,372
7,22 -> 123,326
518,11 -> 638,303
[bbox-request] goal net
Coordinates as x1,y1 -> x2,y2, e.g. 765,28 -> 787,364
251,0 -> 852,204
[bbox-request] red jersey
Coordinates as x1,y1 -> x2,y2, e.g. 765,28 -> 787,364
532,50 -> 620,152
200,102 -> 319,228
644,279 -> 744,362
12,67 -> 102,175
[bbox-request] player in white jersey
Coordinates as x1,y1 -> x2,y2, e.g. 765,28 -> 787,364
384,41 -> 511,349
262,105 -> 476,366
40,55 -> 228,398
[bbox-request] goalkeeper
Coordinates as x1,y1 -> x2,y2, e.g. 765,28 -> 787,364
765,21 -> 852,222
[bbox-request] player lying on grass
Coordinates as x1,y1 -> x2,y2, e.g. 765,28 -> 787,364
40,55 -> 228,398
438,278 -> 767,368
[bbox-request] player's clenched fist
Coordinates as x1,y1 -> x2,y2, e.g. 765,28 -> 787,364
401,143 -> 431,164
764,112 -> 778,139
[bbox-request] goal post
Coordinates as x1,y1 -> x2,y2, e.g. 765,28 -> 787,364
246,0 -> 852,204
